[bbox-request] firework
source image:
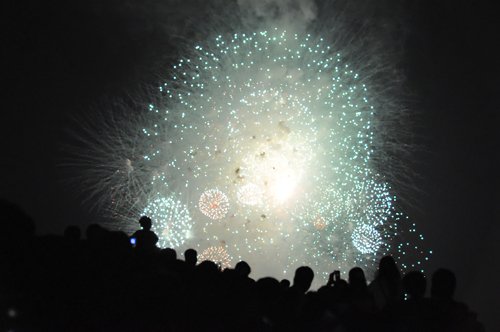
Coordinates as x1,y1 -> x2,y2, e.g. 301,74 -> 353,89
198,246 -> 232,270
144,194 -> 193,249
313,215 -> 327,230
67,102 -> 155,219
147,30 -> 399,280
76,4 -> 429,283
351,224 -> 383,254
199,189 -> 230,220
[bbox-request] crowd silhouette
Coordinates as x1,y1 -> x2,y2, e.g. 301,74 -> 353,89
0,200 -> 485,331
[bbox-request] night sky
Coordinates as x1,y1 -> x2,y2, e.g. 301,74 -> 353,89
2,1 -> 498,330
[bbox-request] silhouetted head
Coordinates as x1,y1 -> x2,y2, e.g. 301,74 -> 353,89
256,277 -> 281,299
235,261 -> 251,277
160,247 -> 177,260
403,271 -> 426,299
184,248 -> 197,266
196,260 -> 219,275
378,256 -> 400,280
431,268 -> 456,299
348,267 -> 367,290
293,266 -> 314,293
139,216 -> 152,230
280,279 -> 291,289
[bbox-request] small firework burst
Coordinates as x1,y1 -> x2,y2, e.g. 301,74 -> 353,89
351,224 -> 383,254
198,246 -> 231,270
313,215 -> 328,230
144,194 -> 193,248
199,189 -> 230,220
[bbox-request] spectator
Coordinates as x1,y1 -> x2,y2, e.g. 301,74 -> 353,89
184,248 -> 198,267
431,268 -> 484,332
291,266 -> 314,295
396,271 -> 436,332
130,216 -> 158,252
368,256 -> 403,310
347,267 -> 376,312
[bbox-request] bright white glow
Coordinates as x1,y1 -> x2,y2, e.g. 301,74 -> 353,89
274,176 -> 296,203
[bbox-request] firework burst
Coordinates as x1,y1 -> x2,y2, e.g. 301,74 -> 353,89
145,193 -> 193,249
144,30 -> 402,279
351,224 -> 383,254
199,189 -> 230,220
74,1 -> 429,284
198,246 -> 232,270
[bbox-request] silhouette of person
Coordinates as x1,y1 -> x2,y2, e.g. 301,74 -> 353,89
131,216 -> 158,252
184,248 -> 198,267
347,267 -> 376,312
281,266 -> 316,330
431,268 -> 483,332
280,279 -> 291,290
160,247 -> 177,260
291,266 -> 314,294
340,267 -> 378,331
368,255 -> 403,310
396,271 -> 437,332
235,261 -> 252,278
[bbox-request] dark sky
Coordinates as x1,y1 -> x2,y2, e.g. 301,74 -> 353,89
400,3 -> 498,331
2,1 -> 498,330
